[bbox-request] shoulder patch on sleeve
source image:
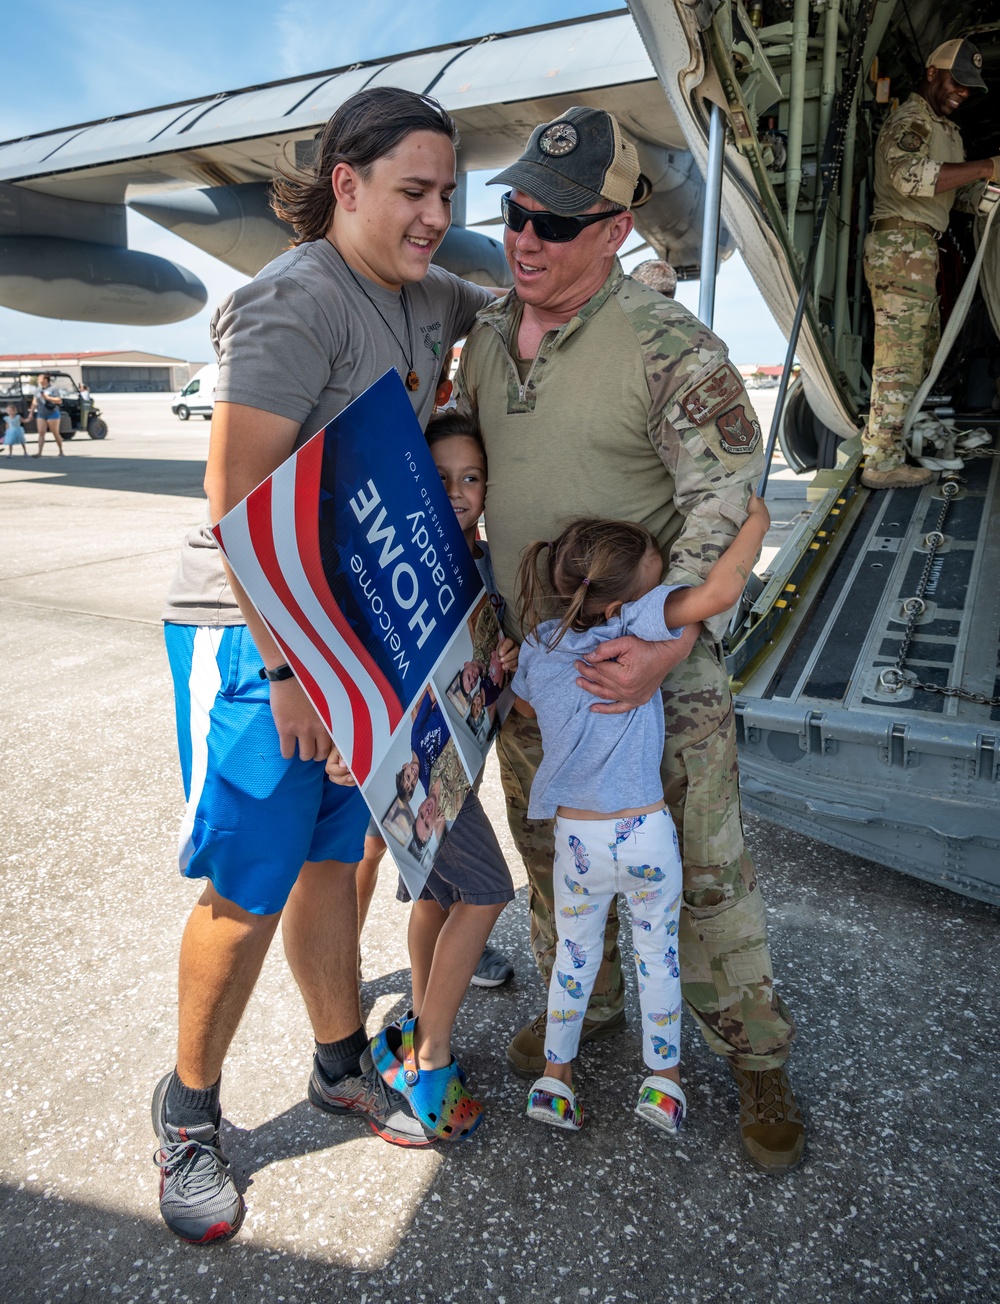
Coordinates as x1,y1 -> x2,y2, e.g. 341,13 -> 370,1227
679,362 -> 745,425
717,404 -> 762,455
897,129 -> 925,153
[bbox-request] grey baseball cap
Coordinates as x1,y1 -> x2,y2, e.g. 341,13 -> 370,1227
487,106 -> 640,215
927,38 -> 987,92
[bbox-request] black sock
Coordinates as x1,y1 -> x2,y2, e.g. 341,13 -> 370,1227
164,1069 -> 221,1131
315,1027 -> 368,1082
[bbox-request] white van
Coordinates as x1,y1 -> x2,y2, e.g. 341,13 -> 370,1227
171,363 -> 218,421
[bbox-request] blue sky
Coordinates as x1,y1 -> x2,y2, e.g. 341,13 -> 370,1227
0,0 -> 786,366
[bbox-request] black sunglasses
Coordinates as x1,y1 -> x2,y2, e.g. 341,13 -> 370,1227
500,192 -> 620,243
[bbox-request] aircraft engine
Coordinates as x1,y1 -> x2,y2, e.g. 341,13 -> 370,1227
129,184 -> 512,288
0,181 -> 208,325
0,235 -> 208,325
432,226 -> 512,287
629,140 -> 735,277
129,184 -> 291,277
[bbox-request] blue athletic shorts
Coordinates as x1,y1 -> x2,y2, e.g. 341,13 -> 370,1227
164,622 -> 370,915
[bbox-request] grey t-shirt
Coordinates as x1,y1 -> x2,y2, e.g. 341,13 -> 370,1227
163,239 -> 493,624
511,585 -> 686,819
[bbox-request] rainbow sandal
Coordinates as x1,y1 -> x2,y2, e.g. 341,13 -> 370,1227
369,1017 -> 483,1141
526,1076 -> 584,1132
634,1076 -> 686,1136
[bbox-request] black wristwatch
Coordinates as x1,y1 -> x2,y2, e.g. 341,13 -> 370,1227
259,663 -> 295,682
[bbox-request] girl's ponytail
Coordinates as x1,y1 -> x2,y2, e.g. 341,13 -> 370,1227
516,540 -> 553,641
550,580 -> 591,650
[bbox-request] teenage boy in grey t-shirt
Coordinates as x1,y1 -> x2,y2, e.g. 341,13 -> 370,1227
153,87 -> 494,1246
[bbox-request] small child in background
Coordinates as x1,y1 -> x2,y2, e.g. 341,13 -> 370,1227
3,406 -> 28,456
323,409 -> 520,1142
350,364 -> 517,990
512,495 -> 770,1136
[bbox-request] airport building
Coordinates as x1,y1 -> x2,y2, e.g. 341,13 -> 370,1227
0,350 -> 204,393
737,364 -> 784,388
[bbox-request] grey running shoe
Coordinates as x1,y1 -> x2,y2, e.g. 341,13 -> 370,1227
307,1046 -> 437,1147
470,944 -> 515,988
151,1074 -> 245,1244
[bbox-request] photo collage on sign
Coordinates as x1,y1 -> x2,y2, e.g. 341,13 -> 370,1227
360,592 -> 513,898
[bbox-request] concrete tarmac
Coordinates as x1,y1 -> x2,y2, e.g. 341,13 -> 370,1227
1,397 -> 997,1303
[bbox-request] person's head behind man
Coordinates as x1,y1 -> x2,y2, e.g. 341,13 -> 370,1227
631,259 -> 677,298
921,38 -> 987,117
488,106 -> 640,320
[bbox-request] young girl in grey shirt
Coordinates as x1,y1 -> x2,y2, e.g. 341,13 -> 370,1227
512,495 -> 769,1135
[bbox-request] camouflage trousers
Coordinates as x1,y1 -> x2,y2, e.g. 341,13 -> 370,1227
495,637 -> 796,1071
862,226 -> 940,467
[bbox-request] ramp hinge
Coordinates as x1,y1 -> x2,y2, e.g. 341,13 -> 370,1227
879,721 -> 914,768
969,733 -> 999,782
801,710 -> 836,755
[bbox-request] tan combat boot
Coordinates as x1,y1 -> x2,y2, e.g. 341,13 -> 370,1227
861,462 -> 933,489
730,1064 -> 805,1173
507,1008 -> 627,1078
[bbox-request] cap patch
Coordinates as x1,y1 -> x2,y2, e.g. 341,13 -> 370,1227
539,123 -> 579,156
680,363 -> 746,425
973,51 -> 983,69
718,405 -> 762,455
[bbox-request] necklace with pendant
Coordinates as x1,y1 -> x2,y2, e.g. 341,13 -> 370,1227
327,238 -> 420,390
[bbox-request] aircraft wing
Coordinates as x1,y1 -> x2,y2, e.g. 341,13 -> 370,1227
0,10 -> 733,323
0,12 -> 670,201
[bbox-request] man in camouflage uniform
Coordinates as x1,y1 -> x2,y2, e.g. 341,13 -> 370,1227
863,38 -> 998,489
456,107 -> 803,1172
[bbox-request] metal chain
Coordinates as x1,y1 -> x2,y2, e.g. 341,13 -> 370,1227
878,479 -> 1000,707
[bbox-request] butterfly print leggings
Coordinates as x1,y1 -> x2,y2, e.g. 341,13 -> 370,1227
545,809 -> 684,1070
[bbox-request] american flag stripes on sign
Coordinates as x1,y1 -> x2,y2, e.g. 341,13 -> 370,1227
212,370 -> 498,899
213,417 -> 405,784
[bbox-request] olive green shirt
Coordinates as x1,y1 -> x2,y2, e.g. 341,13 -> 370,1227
456,260 -> 763,642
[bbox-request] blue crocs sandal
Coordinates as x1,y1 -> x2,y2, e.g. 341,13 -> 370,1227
369,1016 -> 483,1141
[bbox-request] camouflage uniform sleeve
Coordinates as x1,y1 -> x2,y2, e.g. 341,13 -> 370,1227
646,330 -> 764,642
471,603 -> 501,666
882,113 -> 940,198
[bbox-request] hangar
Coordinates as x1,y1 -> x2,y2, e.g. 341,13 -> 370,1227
0,350 -> 201,392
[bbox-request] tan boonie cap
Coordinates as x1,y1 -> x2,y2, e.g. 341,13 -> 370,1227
487,106 -> 640,215
926,38 -> 987,92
